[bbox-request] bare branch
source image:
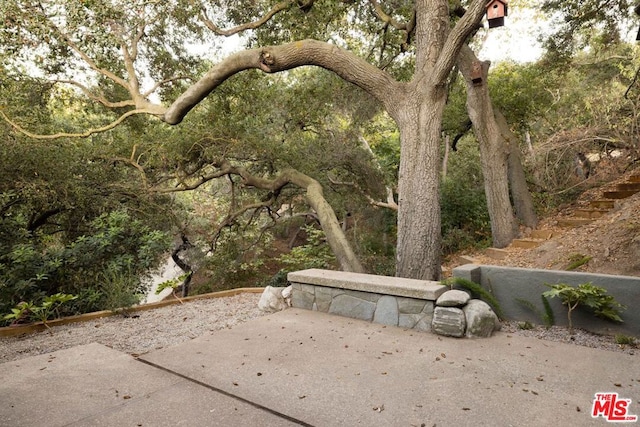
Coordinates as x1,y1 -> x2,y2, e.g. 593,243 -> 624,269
53,80 -> 136,109
328,175 -> 397,211
368,0 -> 412,31
0,108 -> 164,140
109,146 -> 150,189
45,20 -> 130,91
368,0 -> 416,52
142,76 -> 192,98
199,1 -> 295,36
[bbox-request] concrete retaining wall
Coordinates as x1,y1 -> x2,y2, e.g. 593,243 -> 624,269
453,264 -> 640,336
288,269 -> 446,332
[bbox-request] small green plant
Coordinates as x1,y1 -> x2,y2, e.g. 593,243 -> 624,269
565,253 -> 592,271
515,295 -> 555,328
614,334 -> 636,347
541,294 -> 555,327
3,293 -> 77,328
517,321 -> 534,330
542,282 -> 625,333
155,273 -> 190,303
443,277 -> 504,319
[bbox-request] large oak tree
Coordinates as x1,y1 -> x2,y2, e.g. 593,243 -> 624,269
1,1 -> 529,280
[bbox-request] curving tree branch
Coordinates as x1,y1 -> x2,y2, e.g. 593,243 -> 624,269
53,80 -> 136,109
0,108 -> 164,140
431,0 -> 486,85
164,39 -> 402,125
199,1 -> 296,36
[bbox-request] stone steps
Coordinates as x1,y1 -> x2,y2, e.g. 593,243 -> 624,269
557,218 -> 594,227
484,247 -> 509,260
616,182 -> 640,191
574,208 -> 609,219
590,199 -> 615,209
510,238 -> 545,249
530,229 -> 553,239
602,190 -> 638,199
473,173 -> 639,263
557,174 -> 639,228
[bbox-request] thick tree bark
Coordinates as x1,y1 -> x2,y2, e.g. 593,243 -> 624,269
390,1 -> 486,280
498,112 -> 538,228
394,90 -> 446,280
458,46 -> 517,247
458,46 -> 538,242
299,175 -> 366,273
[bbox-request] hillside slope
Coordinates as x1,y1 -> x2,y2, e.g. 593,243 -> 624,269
464,170 -> 640,277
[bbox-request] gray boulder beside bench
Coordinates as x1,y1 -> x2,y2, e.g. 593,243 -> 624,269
287,269 -> 500,337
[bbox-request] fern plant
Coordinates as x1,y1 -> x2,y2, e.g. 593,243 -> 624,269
542,282 -> 624,333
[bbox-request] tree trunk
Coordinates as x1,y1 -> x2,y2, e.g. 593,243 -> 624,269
458,46 -> 517,248
161,0 -> 489,281
300,176 -> 366,274
498,111 -> 538,228
394,90 -> 446,280
442,134 -> 450,179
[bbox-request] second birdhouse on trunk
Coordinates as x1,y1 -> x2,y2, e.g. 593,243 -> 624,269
486,0 -> 508,28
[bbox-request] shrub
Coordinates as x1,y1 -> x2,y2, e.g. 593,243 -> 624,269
542,282 -> 625,333
0,210 -> 170,323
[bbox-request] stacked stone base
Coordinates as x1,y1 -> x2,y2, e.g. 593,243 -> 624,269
292,284 -> 435,331
287,269 -> 500,338
431,290 -> 501,338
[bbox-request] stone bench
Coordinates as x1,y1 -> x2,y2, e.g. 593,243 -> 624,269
287,269 -> 446,331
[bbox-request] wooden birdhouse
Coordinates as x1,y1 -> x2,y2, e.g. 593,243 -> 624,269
486,0 -> 508,29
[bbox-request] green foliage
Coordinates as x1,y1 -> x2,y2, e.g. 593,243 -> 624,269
515,295 -> 555,328
443,277 -> 504,320
259,270 -> 290,288
542,282 -> 625,333
541,294 -> 555,327
565,253 -> 592,271
517,321 -> 534,330
614,334 -> 636,346
489,62 -> 554,132
440,139 -> 491,254
3,293 -> 77,326
100,267 -> 148,312
0,210 -> 171,321
155,273 -> 191,296
278,226 -> 336,271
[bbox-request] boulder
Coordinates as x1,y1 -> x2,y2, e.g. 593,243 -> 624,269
431,306 -> 466,337
463,299 -> 500,338
436,290 -> 471,307
258,285 -> 292,312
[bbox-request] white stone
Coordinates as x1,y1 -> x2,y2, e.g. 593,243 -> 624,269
281,285 -> 293,307
258,286 -> 290,312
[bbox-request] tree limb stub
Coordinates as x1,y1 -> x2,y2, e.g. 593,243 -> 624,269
164,40 -> 400,125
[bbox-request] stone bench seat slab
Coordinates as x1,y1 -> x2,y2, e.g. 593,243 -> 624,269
287,269 -> 446,300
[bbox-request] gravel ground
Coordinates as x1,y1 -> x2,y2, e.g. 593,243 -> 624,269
0,293 -> 269,364
0,293 -> 636,364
